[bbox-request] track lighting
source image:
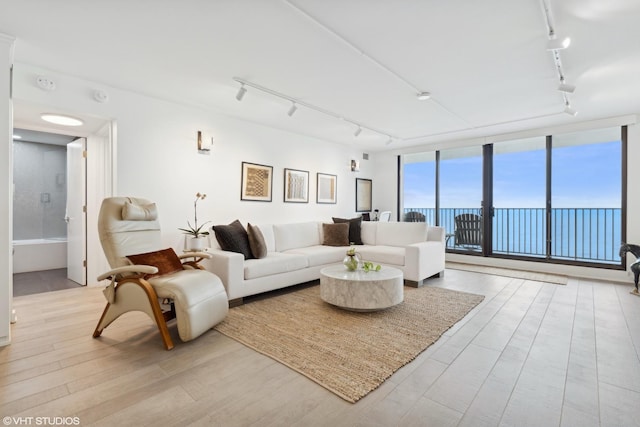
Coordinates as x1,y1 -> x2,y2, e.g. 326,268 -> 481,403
287,102 -> 297,117
563,101 -> 577,116
235,84 -> 247,101
547,37 -> 571,51
232,77 -> 400,143
416,92 -> 431,101
557,80 -> 575,93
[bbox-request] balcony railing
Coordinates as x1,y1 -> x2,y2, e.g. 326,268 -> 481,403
402,207 -> 622,264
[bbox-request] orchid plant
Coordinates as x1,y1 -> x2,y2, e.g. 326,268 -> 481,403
178,192 -> 210,238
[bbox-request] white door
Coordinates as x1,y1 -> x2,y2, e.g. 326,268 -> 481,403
66,138 -> 86,285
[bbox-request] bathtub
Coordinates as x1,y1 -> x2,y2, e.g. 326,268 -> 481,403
12,238 -> 67,273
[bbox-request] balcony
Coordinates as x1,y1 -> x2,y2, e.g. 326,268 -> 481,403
403,207 -> 622,264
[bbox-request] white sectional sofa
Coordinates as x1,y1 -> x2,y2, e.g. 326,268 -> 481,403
203,221 -> 445,305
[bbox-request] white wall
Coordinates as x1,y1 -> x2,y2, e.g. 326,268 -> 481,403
374,117 -> 640,283
0,34 -> 14,346
10,64 -> 373,286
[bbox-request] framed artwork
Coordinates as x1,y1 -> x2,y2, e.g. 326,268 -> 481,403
355,178 -> 372,212
241,162 -> 273,202
317,173 -> 337,204
284,168 -> 309,203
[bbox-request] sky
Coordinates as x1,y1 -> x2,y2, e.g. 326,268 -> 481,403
404,140 -> 621,209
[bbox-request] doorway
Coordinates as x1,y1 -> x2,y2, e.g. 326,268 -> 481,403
12,128 -> 85,296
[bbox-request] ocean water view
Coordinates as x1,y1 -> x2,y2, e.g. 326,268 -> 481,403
403,207 -> 622,264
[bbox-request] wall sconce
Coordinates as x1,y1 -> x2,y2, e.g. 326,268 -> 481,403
197,131 -> 213,154
350,159 -> 360,172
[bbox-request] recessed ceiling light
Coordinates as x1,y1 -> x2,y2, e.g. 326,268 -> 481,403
40,113 -> 84,126
417,92 -> 431,100
12,134 -> 22,140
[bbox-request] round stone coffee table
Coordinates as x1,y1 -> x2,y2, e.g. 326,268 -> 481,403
319,265 -> 404,311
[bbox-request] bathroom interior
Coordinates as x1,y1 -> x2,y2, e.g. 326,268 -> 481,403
12,128 -> 82,296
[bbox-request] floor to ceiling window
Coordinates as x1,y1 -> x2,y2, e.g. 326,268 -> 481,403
551,127 -> 623,264
403,152 -> 436,224
439,146 -> 483,253
400,125 -> 626,268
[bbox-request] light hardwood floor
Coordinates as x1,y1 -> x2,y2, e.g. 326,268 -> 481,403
2,269 -> 640,426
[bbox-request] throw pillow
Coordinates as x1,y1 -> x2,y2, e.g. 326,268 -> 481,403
247,223 -> 267,259
126,248 -> 183,278
322,223 -> 350,246
122,201 -> 158,221
213,220 -> 254,260
332,216 -> 363,245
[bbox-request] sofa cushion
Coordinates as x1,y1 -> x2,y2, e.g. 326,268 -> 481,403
322,223 -> 350,246
126,248 -> 184,278
247,223 -> 267,259
332,216 -> 363,245
244,252 -> 308,280
213,220 -> 254,260
375,222 -> 428,247
361,221 -> 377,245
358,245 -> 405,266
285,245 -> 346,267
253,224 -> 275,252
273,222 -> 320,252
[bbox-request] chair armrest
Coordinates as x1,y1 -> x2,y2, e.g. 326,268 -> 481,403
97,265 -> 158,282
178,252 -> 212,260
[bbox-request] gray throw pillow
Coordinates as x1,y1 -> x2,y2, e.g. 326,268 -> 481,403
247,223 -> 267,259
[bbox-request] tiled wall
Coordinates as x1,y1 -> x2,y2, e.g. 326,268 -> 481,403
13,141 -> 67,240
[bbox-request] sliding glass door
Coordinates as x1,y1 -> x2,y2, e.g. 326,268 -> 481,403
492,137 -> 546,258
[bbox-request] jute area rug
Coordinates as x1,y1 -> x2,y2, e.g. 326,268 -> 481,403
214,285 -> 484,403
446,262 -> 569,285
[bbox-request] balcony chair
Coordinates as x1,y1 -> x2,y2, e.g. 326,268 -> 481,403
404,211 -> 426,223
378,211 -> 391,222
92,196 -> 228,350
454,213 -> 483,248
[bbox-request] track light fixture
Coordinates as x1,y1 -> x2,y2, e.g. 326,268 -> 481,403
232,77 -> 400,145
287,102 -> 298,117
546,37 -> 571,51
235,84 -> 247,101
557,78 -> 575,94
563,100 -> 577,116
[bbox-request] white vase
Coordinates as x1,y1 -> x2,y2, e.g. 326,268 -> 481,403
188,236 -> 206,251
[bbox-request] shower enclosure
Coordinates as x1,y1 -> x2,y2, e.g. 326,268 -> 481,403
13,136 -> 68,273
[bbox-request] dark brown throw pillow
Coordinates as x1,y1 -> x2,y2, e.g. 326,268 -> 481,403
332,216 -> 363,245
213,220 -> 254,260
126,248 -> 184,278
247,223 -> 267,259
322,223 -> 350,246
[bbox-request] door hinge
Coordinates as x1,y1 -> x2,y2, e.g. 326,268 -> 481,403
82,150 -> 87,158
83,260 -> 87,268
83,205 -> 87,213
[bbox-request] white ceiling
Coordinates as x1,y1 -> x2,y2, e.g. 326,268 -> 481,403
2,0 -> 640,151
